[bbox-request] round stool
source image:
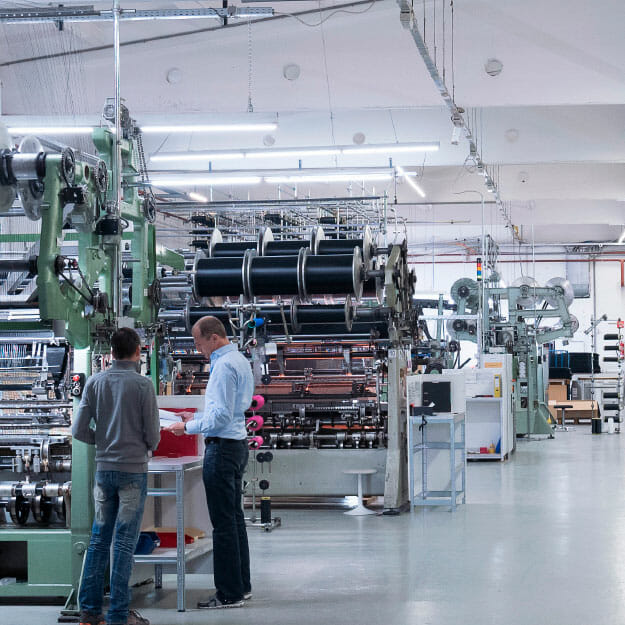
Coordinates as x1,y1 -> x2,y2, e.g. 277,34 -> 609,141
342,469 -> 377,515
554,403 -> 574,431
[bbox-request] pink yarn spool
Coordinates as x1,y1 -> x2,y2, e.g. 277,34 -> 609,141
250,394 -> 265,410
246,415 -> 264,432
248,435 -> 264,449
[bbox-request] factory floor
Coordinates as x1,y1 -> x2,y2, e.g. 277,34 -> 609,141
7,427 -> 624,625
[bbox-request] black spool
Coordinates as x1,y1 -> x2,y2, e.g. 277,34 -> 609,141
186,305 -> 236,335
248,254 -> 300,297
316,239 -> 362,256
297,321 -> 388,338
303,249 -> 362,299
355,306 -> 387,323
603,356 -> 618,362
264,239 -> 308,256
604,403 -> 620,411
212,241 -> 256,258
604,392 -> 619,399
604,334 -> 619,340
257,306 -> 293,328
604,345 -> 619,351
194,256 -> 245,297
294,304 -> 348,326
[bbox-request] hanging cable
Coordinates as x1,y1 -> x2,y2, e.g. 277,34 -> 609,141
247,18 -> 254,113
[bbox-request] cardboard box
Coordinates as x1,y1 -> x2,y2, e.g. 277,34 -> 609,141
548,400 -> 600,423
547,380 -> 569,403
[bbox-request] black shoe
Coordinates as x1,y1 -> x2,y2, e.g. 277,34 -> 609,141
197,594 -> 244,609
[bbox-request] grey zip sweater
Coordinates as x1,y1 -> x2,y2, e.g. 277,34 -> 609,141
72,360 -> 160,473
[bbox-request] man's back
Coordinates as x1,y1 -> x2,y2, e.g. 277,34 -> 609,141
72,360 -> 160,472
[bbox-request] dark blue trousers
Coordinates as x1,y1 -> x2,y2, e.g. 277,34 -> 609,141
202,438 -> 250,602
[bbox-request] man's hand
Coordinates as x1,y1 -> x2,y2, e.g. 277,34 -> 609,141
179,412 -> 195,423
166,421 -> 187,437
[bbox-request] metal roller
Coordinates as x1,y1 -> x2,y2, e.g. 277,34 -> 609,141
0,125 -> 14,214
16,136 -> 46,220
0,256 -> 38,274
511,276 -> 542,309
544,277 -> 575,308
451,278 -> 479,309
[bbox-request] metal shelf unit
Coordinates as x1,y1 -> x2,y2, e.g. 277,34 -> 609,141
408,412 -> 466,511
133,456 -> 207,612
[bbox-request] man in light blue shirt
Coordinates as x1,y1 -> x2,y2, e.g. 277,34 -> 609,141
167,315 -> 253,608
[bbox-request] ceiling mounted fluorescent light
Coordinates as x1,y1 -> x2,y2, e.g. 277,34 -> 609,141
8,126 -> 94,135
341,142 -> 439,155
150,141 -> 439,163
618,228 -> 625,244
141,123 -> 277,134
265,173 -> 393,184
245,147 -> 342,158
188,192 -> 209,202
151,176 -> 262,187
396,165 -> 426,198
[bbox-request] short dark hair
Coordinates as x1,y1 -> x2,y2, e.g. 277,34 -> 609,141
111,327 -> 141,360
194,315 -> 227,339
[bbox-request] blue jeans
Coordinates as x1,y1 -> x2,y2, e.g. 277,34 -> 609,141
203,439 -> 250,602
79,471 -> 148,625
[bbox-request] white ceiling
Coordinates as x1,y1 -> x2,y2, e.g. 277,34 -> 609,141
0,0 -> 623,243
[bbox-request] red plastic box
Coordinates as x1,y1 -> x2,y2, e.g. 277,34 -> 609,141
154,408 -> 200,457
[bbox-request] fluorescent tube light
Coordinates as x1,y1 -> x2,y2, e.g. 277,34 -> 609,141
265,173 -> 393,184
618,228 -> 625,244
396,165 -> 426,198
245,147 -> 342,158
188,192 -> 209,202
341,143 -> 439,155
151,176 -> 262,187
149,141 -> 440,163
8,126 -> 94,135
8,122 -> 277,137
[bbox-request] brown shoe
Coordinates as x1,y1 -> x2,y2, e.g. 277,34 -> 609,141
127,609 -> 150,625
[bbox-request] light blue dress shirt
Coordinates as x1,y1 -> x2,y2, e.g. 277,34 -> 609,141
185,343 -> 254,440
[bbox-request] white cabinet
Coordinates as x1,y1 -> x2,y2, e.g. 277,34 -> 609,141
465,355 -> 515,461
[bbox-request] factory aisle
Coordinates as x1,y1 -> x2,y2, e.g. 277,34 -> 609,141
7,428 -> 624,625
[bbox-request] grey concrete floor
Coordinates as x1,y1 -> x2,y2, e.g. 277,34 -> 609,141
5,428 -> 623,625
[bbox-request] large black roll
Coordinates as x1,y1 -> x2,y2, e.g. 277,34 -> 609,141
186,306 -> 237,335
316,239 -> 362,256
249,254 -> 301,296
296,321 -> 388,338
264,240 -> 309,256
194,256 -> 245,297
212,241 -> 257,258
292,298 -> 353,332
294,304 -> 348,326
303,248 -> 362,299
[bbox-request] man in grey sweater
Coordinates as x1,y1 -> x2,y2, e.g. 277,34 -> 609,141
72,327 -> 160,625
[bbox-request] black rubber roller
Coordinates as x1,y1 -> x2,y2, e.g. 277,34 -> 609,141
194,256 -> 245,297
249,254 -> 300,296
604,392 -> 619,399
604,345 -> 619,351
603,404 -> 620,411
603,356 -> 618,362
604,334 -> 619,340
